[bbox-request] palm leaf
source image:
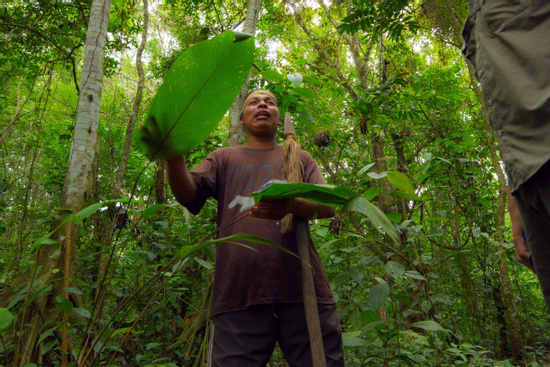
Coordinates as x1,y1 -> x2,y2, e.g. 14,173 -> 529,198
136,30 -> 255,161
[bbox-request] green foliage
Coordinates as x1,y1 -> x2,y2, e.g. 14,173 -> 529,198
136,30 -> 255,160
338,0 -> 418,41
256,67 -> 322,127
252,182 -> 358,207
34,198 -> 141,250
252,182 -> 400,244
344,197 -> 400,245
0,1 -> 89,89
386,171 -> 414,193
0,308 -> 14,335
2,1 -> 549,366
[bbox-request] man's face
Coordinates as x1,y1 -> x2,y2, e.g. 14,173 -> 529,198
240,93 -> 281,138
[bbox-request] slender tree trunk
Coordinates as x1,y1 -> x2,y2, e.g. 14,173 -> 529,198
476,71 -> 525,360
228,0 -> 262,146
10,72 -> 50,276
94,0 -> 148,306
314,1 -> 393,214
6,1 -> 112,366
456,252 -> 482,338
492,281 -> 510,355
295,2 -> 396,268
58,0 -> 110,214
448,175 -> 483,337
443,0 -> 525,356
154,159 -> 166,205
1,75 -> 37,141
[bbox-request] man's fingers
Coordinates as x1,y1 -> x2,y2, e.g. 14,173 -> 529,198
250,199 -> 294,220
250,207 -> 286,220
250,201 -> 288,220
515,247 -> 536,274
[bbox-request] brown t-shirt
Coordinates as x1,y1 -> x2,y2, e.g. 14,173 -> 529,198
184,146 -> 335,317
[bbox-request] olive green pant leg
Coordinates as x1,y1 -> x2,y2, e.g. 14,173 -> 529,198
515,161 -> 550,310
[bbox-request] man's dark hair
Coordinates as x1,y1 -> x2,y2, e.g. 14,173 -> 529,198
239,89 -> 278,121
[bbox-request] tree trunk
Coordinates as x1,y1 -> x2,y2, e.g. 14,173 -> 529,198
93,0 -> 148,304
297,1 -> 396,264
154,159 -> 166,205
315,1 -> 393,214
476,69 -> 525,361
492,279 -> 510,356
11,73 -> 50,276
228,0 -> 262,146
6,1 -> 112,365
58,0 -> 110,214
443,0 -> 525,357
456,252 -> 482,340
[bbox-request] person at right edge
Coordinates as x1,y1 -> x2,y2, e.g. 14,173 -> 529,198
462,0 -> 550,309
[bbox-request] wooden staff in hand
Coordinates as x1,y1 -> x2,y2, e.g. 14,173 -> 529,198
281,112 -> 327,367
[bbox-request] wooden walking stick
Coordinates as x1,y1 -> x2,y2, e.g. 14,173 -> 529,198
281,113 -> 327,367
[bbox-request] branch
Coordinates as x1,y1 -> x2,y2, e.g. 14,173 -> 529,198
416,25 -> 461,48
0,22 -> 85,51
71,56 -> 80,95
72,0 -> 89,29
118,72 -> 156,94
1,75 -> 38,142
287,2 -> 359,101
317,0 -> 352,42
311,148 -> 337,184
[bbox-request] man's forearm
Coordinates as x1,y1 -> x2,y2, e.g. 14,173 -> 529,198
166,156 -> 197,205
250,198 -> 335,221
507,186 -> 524,240
291,198 -> 335,220
507,186 -> 535,272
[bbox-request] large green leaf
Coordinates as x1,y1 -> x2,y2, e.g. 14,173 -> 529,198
344,197 -> 400,244
261,69 -> 285,83
411,320 -> 450,333
136,30 -> 255,161
390,190 -> 423,201
384,260 -> 405,279
367,283 -> 390,310
293,87 -> 317,99
386,170 -> 414,193
251,183 -> 359,208
342,331 -> 368,347
34,198 -> 144,250
0,308 -> 14,335
252,183 -> 399,243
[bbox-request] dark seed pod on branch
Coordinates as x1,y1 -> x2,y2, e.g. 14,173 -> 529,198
360,118 -> 369,136
114,208 -> 129,229
329,217 -> 343,235
314,130 -> 331,147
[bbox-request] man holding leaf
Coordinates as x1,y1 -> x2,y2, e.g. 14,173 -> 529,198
166,90 -> 345,367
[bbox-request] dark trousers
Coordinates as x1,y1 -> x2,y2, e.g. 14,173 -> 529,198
515,160 -> 550,310
207,303 -> 345,367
